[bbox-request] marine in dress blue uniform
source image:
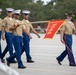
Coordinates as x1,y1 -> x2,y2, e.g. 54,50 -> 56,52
21,10 -> 40,63
1,8 -> 16,63
56,11 -> 76,66
6,10 -> 32,69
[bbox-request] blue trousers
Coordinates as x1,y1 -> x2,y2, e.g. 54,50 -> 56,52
22,32 -> 32,61
1,32 -> 13,59
0,31 -> 2,58
7,36 -> 24,67
57,34 -> 75,65
7,33 -> 32,62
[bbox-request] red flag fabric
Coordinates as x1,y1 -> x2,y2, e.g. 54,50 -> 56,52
44,20 -> 65,39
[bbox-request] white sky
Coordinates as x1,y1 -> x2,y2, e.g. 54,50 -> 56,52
35,0 -> 51,5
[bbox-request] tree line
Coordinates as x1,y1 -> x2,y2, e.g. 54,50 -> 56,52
0,0 -> 76,21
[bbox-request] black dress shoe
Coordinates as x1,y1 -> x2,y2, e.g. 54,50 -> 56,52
56,58 -> 62,65
27,60 -> 34,63
1,59 -> 5,63
69,64 -> 76,67
6,58 -> 10,66
18,66 -> 26,69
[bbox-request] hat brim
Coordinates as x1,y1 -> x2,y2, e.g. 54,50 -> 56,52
65,13 -> 75,17
23,13 -> 29,15
14,13 -> 21,15
7,11 -> 13,13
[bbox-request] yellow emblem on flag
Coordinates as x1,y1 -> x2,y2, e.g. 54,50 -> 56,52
44,20 -> 65,39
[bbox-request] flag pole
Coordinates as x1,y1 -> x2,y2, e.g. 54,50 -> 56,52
31,21 -> 49,24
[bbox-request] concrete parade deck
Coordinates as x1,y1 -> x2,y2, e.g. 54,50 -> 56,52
1,34 -> 76,75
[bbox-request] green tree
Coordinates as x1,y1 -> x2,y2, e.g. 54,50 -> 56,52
0,0 -> 76,21
45,0 -> 76,20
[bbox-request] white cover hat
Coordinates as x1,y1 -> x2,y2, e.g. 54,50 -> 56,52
22,10 -> 30,15
0,9 -> 2,12
6,8 -> 14,12
13,9 -> 21,15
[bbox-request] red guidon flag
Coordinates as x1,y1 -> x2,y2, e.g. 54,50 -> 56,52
44,20 -> 65,39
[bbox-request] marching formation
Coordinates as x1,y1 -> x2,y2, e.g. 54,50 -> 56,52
0,8 -> 40,69
0,8 -> 76,70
